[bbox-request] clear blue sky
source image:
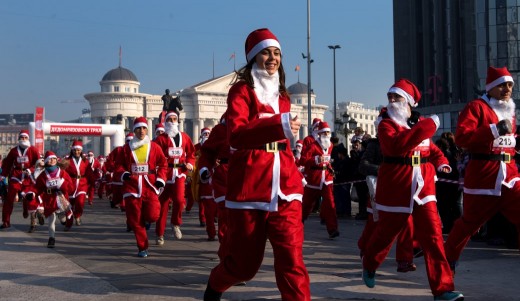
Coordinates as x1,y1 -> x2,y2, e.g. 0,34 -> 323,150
1,0 -> 394,124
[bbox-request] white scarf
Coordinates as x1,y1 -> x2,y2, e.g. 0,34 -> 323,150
252,63 -> 280,113
130,136 -> 150,150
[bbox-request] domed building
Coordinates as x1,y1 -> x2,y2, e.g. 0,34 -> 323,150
84,66 -> 327,154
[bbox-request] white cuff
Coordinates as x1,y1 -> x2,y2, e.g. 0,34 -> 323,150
490,124 -> 500,138
429,115 -> 440,130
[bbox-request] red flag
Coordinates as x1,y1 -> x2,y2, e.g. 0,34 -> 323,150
229,52 -> 235,61
295,65 -> 300,71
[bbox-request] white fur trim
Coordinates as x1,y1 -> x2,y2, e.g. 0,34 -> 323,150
486,75 -> 514,92
388,86 -> 417,107
246,39 -> 281,62
133,122 -> 148,131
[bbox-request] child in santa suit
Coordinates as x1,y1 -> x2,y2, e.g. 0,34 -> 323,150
30,151 -> 74,248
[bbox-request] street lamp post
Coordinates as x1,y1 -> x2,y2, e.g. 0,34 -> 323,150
339,112 -> 357,152
328,45 -> 341,134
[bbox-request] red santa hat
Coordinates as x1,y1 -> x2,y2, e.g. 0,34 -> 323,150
311,118 -> 322,131
486,66 -> 514,92
296,140 -> 303,147
388,78 -> 421,108
155,123 -> 165,133
164,111 -> 178,122
201,127 -> 211,135
71,140 -> 83,150
18,129 -> 29,139
245,28 -> 282,62
316,121 -> 331,134
125,133 -> 134,141
133,117 -> 148,131
44,150 -> 57,164
87,150 -> 94,156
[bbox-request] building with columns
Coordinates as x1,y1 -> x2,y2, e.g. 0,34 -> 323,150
336,101 -> 381,150
84,65 -> 328,155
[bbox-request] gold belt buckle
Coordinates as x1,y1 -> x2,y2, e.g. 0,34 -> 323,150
46,188 -> 52,194
265,142 -> 278,153
504,153 -> 511,163
411,155 -> 420,167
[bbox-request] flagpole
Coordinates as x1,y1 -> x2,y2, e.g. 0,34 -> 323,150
233,51 -> 236,71
212,52 -> 215,78
119,45 -> 122,67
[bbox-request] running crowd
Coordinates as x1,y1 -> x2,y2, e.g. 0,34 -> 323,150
2,28 -> 520,301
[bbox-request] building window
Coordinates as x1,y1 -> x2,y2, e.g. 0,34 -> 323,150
297,98 -> 302,104
125,87 -> 130,92
114,86 -> 120,92
134,88 -> 137,93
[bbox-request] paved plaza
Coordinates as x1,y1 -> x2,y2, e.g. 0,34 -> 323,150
0,198 -> 519,300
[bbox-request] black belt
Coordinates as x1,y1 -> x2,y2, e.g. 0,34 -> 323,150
311,166 -> 328,170
254,142 -> 287,152
168,163 -> 186,168
383,156 -> 429,166
218,158 -> 229,164
469,153 -> 511,163
73,175 -> 84,179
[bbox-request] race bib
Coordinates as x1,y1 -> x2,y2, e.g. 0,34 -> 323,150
493,135 -> 516,148
17,156 -> 29,163
168,147 -> 183,158
131,163 -> 149,175
46,177 -> 59,188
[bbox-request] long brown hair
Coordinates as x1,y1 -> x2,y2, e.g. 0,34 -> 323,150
233,59 -> 288,98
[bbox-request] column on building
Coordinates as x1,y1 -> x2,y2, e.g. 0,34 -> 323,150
92,117 -> 101,157
192,119 -> 200,144
104,117 -> 111,156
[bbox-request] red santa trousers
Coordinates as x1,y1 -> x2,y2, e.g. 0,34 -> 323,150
445,186 -> 520,262
358,213 -> 415,263
362,202 -> 454,296
65,194 -> 87,228
201,197 -> 217,239
216,202 -> 229,260
156,179 -> 186,238
2,181 -> 23,225
208,200 -> 310,301
125,195 -> 161,251
302,185 -> 338,234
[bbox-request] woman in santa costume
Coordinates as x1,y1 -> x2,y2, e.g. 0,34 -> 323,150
30,151 -> 73,248
154,111 -> 195,245
361,79 -> 463,301
300,121 -> 339,239
204,28 -> 310,301
63,140 -> 95,231
114,117 -> 167,257
445,66 -> 520,273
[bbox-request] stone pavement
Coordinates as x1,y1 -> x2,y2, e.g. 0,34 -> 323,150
0,199 -> 519,301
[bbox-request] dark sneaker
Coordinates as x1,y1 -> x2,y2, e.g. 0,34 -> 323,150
203,283 -> 222,301
433,291 -> 464,301
0,223 -> 10,230
328,230 -> 340,239
63,226 -> 71,232
47,237 -> 55,248
28,225 -> 36,233
137,250 -> 148,258
397,261 -> 417,273
362,269 -> 376,288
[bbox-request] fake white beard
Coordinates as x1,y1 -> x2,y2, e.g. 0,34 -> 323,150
294,149 -> 301,159
252,63 -> 280,113
130,135 -> 150,150
18,140 -> 30,148
200,136 -> 208,145
489,97 -> 516,122
386,101 -> 411,128
319,135 -> 331,150
164,122 -> 179,138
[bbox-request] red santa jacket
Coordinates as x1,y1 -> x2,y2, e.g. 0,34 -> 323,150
375,115 -> 449,213
154,132 -> 195,184
193,142 -> 212,199
198,123 -> 230,203
64,156 -> 94,198
300,139 -> 334,189
32,167 -> 74,217
1,145 -> 40,185
456,96 -> 520,195
106,146 -> 124,186
114,139 -> 167,199
225,81 -> 304,211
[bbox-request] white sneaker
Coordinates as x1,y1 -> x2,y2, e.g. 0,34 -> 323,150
156,236 -> 164,246
172,225 -> 182,239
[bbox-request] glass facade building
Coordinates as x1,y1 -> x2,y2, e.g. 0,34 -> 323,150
393,0 -> 520,136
